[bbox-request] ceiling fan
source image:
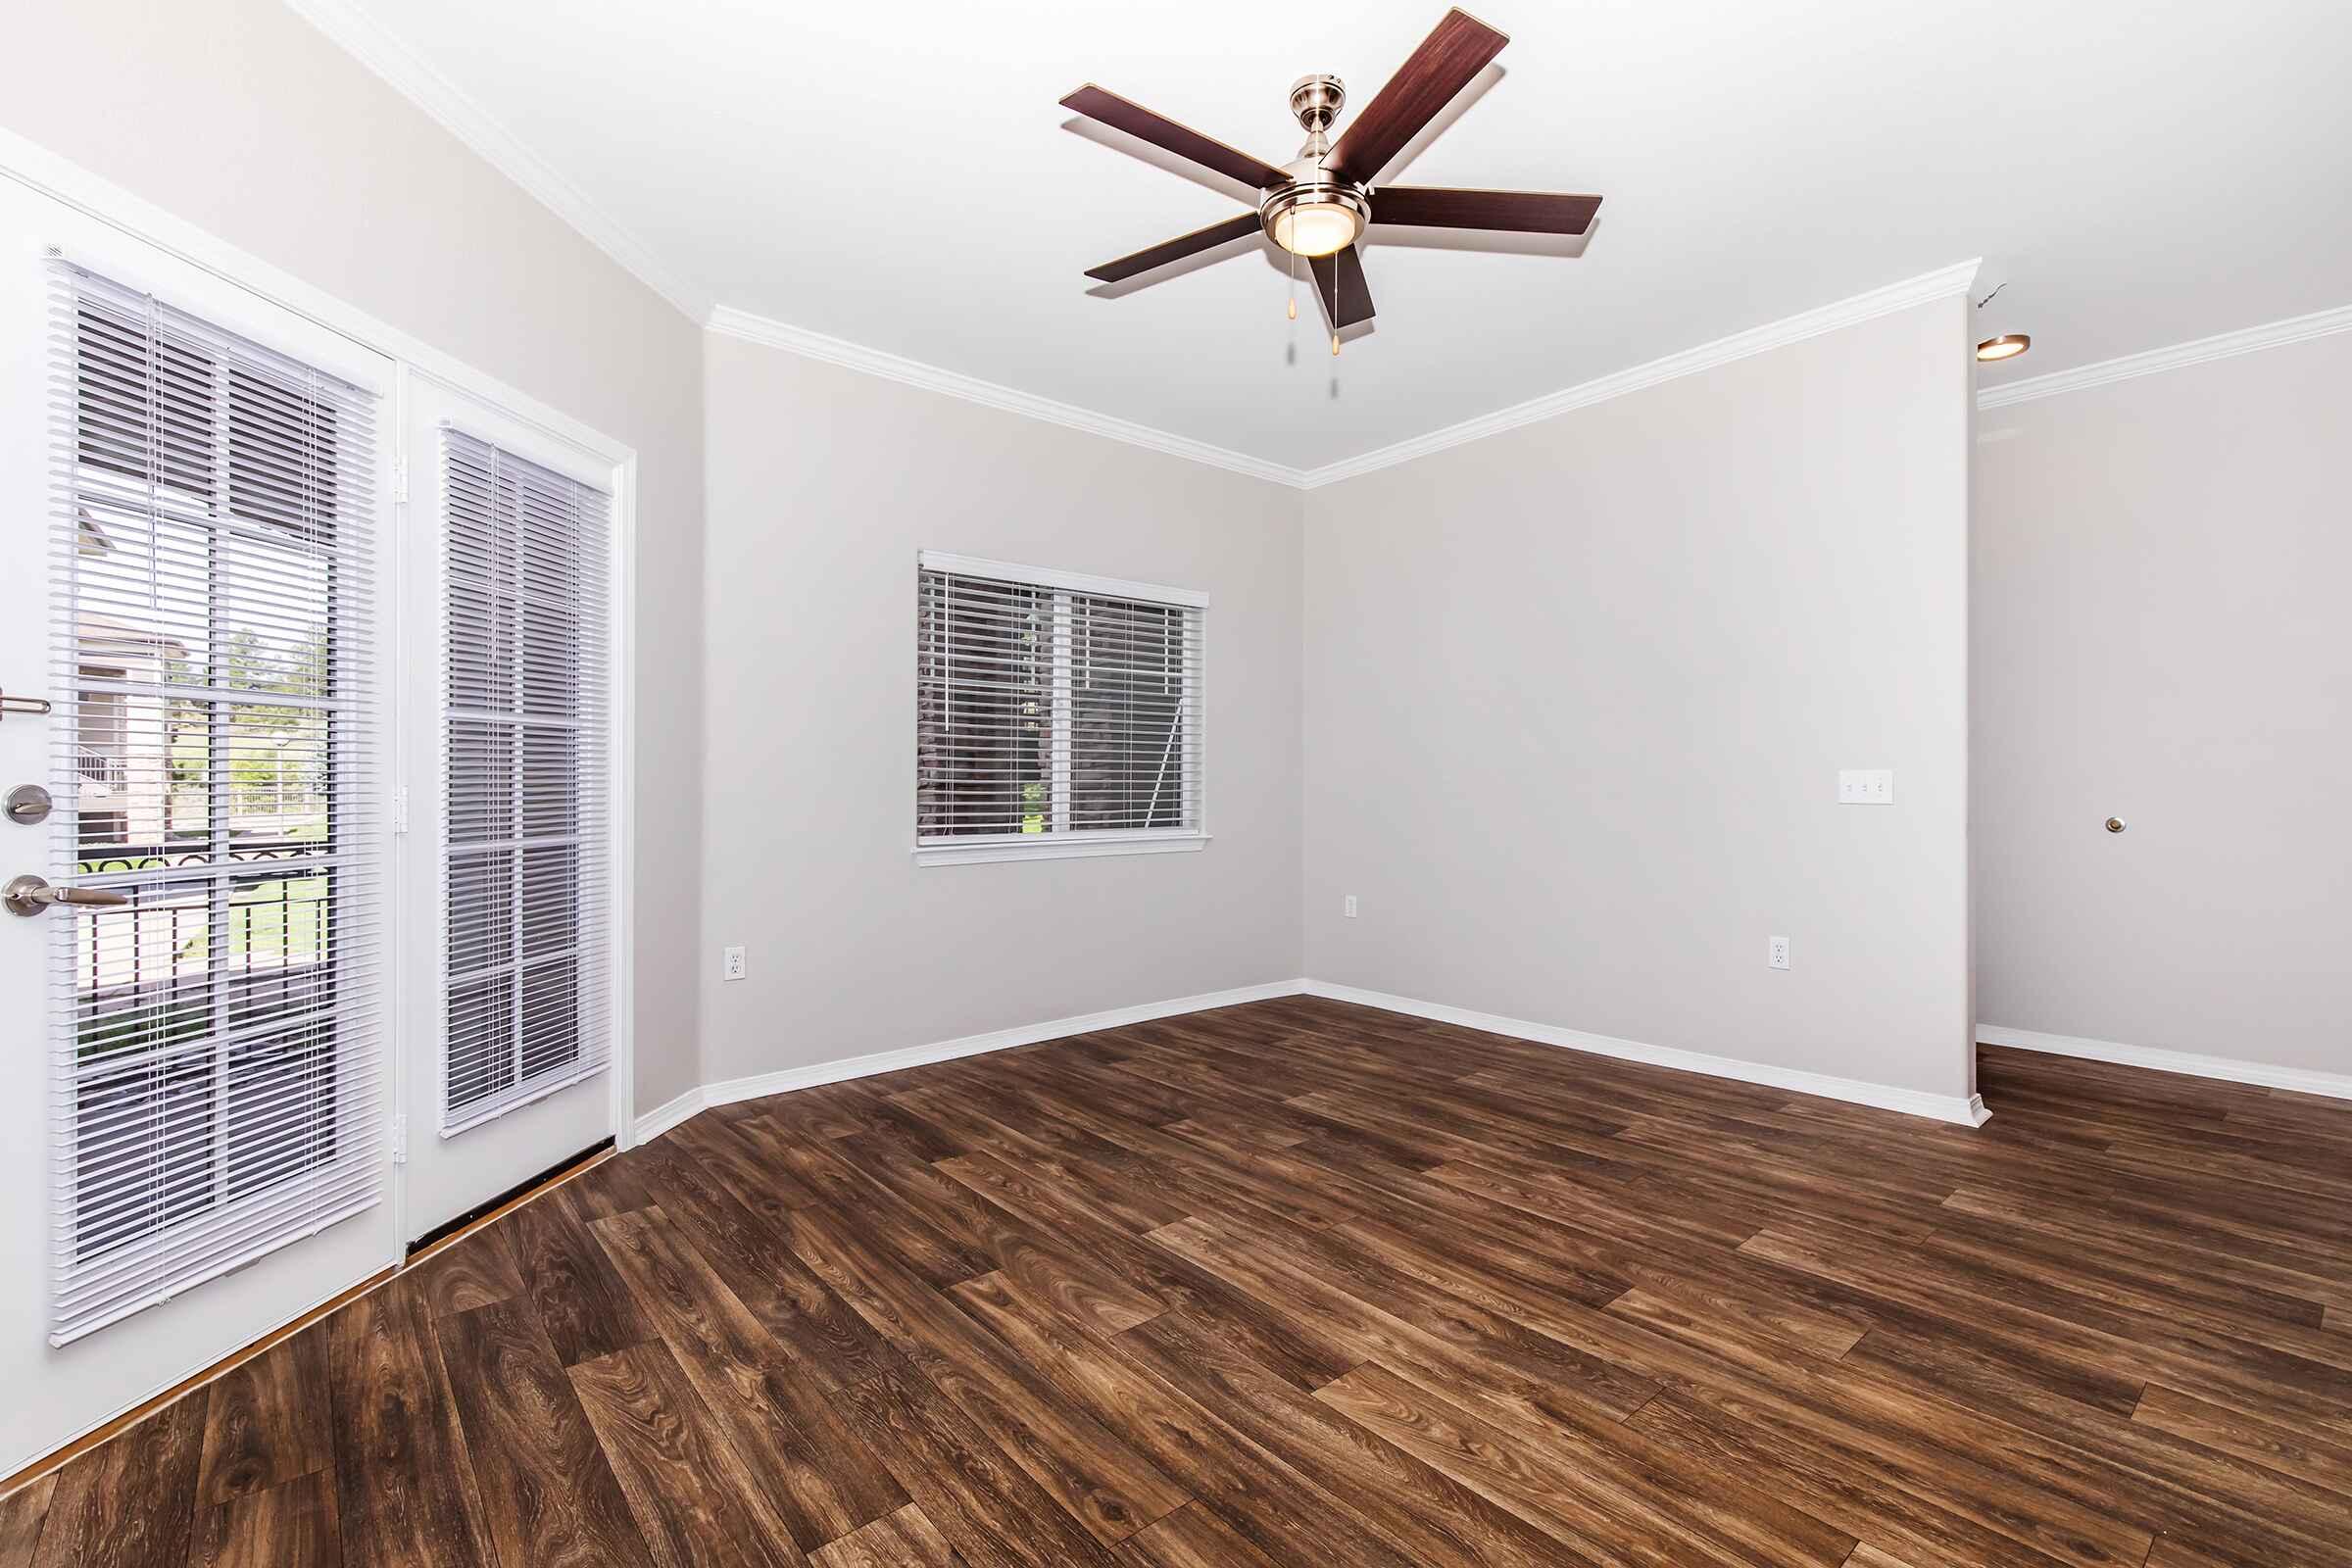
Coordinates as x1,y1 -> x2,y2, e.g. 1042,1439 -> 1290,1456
1061,8 -> 1601,342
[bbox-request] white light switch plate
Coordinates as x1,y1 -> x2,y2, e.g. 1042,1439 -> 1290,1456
1838,768 -> 1894,805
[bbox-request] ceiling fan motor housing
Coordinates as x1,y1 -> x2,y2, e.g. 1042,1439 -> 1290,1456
1289,74 -> 1347,132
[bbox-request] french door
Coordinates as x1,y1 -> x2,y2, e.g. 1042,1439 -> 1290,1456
0,179 -> 398,1475
0,174 -> 623,1475
397,377 -> 619,1240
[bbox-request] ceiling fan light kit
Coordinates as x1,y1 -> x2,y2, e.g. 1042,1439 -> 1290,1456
1062,8 -> 1604,341
1263,179 -> 1371,259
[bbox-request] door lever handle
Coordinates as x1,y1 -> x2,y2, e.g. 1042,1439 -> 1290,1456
4,874 -> 131,917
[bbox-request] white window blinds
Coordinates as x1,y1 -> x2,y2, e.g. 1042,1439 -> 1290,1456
916,553 -> 1204,857
440,430 -> 612,1133
47,259 -> 385,1345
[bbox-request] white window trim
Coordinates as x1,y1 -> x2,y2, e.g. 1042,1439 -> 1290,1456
916,551 -> 1210,611
914,551 -> 1208,866
914,827 -> 1210,867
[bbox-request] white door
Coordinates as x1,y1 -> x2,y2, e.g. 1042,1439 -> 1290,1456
0,180 -> 399,1474
397,376 -> 620,1240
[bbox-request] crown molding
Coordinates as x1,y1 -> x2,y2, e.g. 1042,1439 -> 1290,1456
705,305 -> 1306,486
284,0 -> 713,323
1975,301 -> 2352,410
1296,259 -> 1984,489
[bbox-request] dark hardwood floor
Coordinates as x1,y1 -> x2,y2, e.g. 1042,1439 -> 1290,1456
8,995 -> 2352,1566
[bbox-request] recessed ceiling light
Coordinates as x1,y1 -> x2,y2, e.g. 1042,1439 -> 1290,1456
1976,333 -> 2032,363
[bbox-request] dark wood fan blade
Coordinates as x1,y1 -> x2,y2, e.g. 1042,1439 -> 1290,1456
1374,185 -> 1603,234
1308,245 -> 1375,329
1085,214 -> 1264,282
1323,9 -> 1509,184
1061,84 -> 1290,190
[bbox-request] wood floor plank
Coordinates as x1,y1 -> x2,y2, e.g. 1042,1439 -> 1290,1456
1627,1390 -> 2098,1568
0,1474 -> 54,1568
590,1204 -> 908,1555
195,1329 -> 334,1504
506,1181 -> 659,1366
21,1004 -> 2352,1568
325,1280 -> 499,1568
189,1471 -> 340,1568
808,1503 -> 968,1568
28,1387 -> 205,1568
1315,1359 -> 1851,1567
757,1079 -> 896,1143
568,1148 -> 662,1219
1147,1213 -> 1660,1420
822,1130 -> 1166,1332
668,1110 -> 822,1225
2130,1382 -> 2352,1494
408,1220 -> 528,1318
836,1370 -> 1125,1568
433,1296 -> 656,1568
1117,1311 -> 1600,1568
787,1205 -> 1191,1545
1841,1326 -> 2352,1562
632,1138 -> 906,1390
1740,1226 -> 2352,1437
1111,1501 -> 1282,1568
944,1273 -> 1425,1568
1842,1547 -> 1922,1568
933,1149 -> 1356,1390
567,1339 -> 808,1568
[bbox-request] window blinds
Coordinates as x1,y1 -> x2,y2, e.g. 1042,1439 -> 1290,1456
917,555 -> 1204,845
440,430 -> 612,1133
47,260 -> 385,1345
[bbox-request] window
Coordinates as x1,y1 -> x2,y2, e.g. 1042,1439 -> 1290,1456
439,431 -> 612,1131
48,259 -> 384,1345
916,553 -> 1205,865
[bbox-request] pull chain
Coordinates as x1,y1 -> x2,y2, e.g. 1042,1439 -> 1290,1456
1287,248 -> 1298,320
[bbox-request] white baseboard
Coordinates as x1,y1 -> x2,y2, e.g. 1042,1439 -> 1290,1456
1301,980 -> 1991,1127
1979,1024 -> 2352,1102
639,975 -> 1994,1136
630,1085 -> 709,1146
644,979 -> 1311,1138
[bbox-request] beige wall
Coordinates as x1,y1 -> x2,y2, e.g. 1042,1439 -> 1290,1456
1974,332 -> 2352,1077
1,0 -> 708,1111
1302,295 -> 1978,1103
697,332 -> 1304,1084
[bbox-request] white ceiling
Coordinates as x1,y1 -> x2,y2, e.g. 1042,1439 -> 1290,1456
315,0 -> 2352,471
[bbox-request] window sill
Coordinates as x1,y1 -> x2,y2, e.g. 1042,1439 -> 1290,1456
913,830 -> 1210,867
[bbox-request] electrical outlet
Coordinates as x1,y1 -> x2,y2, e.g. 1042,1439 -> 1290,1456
1343,895 -> 1358,919
1768,935 -> 1790,971
1838,768 -> 1895,804
722,945 -> 747,982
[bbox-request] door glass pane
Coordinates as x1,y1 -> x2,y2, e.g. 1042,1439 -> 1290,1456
49,261 -> 384,1343
439,430 -> 610,1131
